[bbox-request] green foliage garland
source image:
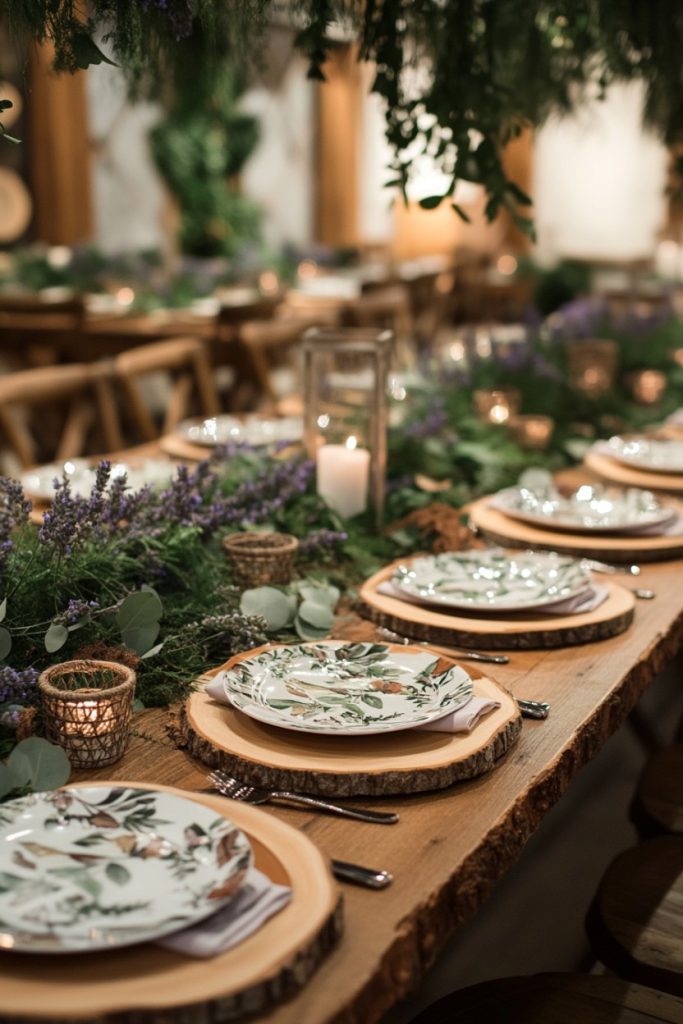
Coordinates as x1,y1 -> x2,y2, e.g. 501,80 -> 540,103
4,2 -> 683,224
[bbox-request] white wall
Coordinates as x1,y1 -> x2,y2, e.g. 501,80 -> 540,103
87,65 -> 166,254
533,82 -> 669,264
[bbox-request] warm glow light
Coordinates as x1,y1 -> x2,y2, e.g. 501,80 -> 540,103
489,404 -> 510,424
116,287 -> 135,306
345,435 -> 358,451
317,413 -> 330,429
47,246 -> 73,269
449,340 -> 466,362
297,259 -> 318,280
496,253 -> 518,275
259,270 -> 280,294
474,332 -> 492,359
435,272 -> 455,294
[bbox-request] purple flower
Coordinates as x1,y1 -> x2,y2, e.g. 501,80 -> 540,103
298,529 -> 348,557
54,599 -> 99,627
0,666 -> 39,706
0,477 -> 32,571
404,409 -> 450,440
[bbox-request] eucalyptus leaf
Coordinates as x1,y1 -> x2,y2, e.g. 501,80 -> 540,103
44,622 -> 68,653
121,622 -> 161,656
298,600 -> 334,631
117,591 -> 163,633
140,641 -> 165,660
240,587 -> 292,632
0,764 -> 15,800
294,616 -> 330,642
0,626 -> 10,660
0,597 -> 6,623
7,738 -> 70,792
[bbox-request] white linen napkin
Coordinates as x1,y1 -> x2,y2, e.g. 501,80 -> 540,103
157,867 -> 292,958
205,675 -> 500,735
376,579 -> 609,616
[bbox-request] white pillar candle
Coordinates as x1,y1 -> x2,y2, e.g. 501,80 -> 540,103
316,435 -> 370,519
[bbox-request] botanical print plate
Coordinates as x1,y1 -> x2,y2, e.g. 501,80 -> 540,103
222,641 -> 473,735
604,436 -> 683,474
20,459 -> 174,502
393,550 -> 592,612
491,484 -> 676,534
0,785 -> 252,953
177,415 -> 303,447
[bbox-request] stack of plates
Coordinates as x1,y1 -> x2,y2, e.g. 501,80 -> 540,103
602,436 -> 683,475
0,785 -> 251,953
20,458 -> 174,502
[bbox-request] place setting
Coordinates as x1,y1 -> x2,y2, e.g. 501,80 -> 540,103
584,433 -> 683,494
180,640 -> 521,798
0,781 -> 341,1023
159,414 -> 304,461
359,548 -> 636,651
468,468 -> 683,563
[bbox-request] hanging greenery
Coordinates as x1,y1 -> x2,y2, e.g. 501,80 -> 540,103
3,2 -> 683,227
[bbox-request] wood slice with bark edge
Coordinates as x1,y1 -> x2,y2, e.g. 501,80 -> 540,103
585,449 -> 683,493
178,645 -> 522,797
358,562 -> 635,650
0,782 -> 341,1024
469,496 -> 683,563
158,432 -> 211,461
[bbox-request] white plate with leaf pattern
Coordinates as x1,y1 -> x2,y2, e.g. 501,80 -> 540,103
0,785 -> 252,953
221,641 -> 473,735
490,484 -> 677,534
393,550 -> 592,612
604,436 -> 683,474
176,415 -> 302,448
20,459 -> 174,502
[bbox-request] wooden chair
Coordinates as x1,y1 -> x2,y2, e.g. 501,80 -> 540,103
632,747 -> 683,837
0,293 -> 86,368
113,337 -> 221,442
408,973 -> 683,1023
233,313 -> 340,410
586,837 -> 683,996
342,285 -> 413,366
0,361 -> 122,468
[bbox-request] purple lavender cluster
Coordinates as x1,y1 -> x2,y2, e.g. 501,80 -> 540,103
404,408 -> 450,441
298,529 -> 348,557
54,599 -> 99,626
0,666 -> 39,707
0,477 -> 32,572
548,294 -> 674,342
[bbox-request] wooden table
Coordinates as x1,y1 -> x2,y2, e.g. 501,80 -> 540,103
74,556 -> 683,1024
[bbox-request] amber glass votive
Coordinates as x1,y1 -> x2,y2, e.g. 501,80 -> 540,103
508,414 -> 555,451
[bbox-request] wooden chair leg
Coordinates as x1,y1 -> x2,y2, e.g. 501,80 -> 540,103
56,399 -> 95,462
163,373 -> 193,434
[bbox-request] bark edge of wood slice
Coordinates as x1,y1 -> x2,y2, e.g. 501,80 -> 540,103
179,651 -> 521,797
585,450 -> 683,494
358,561 -> 635,650
469,496 -> 683,563
0,782 -> 341,1024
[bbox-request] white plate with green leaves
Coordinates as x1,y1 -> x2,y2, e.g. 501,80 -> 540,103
176,415 -> 302,448
221,641 -> 473,735
0,785 -> 252,953
392,550 -> 592,612
20,459 -> 174,502
490,484 -> 677,534
604,436 -> 683,474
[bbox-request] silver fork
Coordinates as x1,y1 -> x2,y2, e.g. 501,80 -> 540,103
376,626 -> 510,665
208,770 -> 399,824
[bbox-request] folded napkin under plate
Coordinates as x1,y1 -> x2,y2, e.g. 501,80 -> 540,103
376,579 -> 609,616
206,673 -> 501,736
158,866 -> 291,958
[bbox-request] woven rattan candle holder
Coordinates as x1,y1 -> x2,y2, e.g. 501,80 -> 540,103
223,532 -> 299,587
38,659 -> 136,769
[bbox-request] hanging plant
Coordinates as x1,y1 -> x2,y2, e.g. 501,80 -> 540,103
3,2 -> 683,226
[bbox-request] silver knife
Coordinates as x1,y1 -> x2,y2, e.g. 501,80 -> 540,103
331,859 -> 393,888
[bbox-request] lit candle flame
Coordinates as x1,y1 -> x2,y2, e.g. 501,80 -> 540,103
345,435 -> 358,451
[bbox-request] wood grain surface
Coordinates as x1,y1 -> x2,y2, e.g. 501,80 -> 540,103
57,550 -> 683,1024
584,450 -> 683,493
